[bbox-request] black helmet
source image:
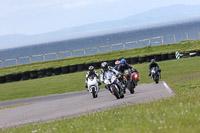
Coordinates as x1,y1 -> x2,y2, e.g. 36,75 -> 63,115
101,62 -> 108,70
151,59 -> 155,63
88,66 -> 94,72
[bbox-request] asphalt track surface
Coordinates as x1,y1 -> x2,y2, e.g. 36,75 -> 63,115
0,81 -> 174,129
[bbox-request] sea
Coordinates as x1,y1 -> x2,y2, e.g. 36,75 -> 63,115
0,20 -> 200,67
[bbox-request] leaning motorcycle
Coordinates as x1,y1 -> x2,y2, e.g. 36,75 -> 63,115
104,71 -> 124,99
150,67 -> 160,84
123,69 -> 139,94
87,75 -> 99,98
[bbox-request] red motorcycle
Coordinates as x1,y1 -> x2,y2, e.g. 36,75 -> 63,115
123,69 -> 139,94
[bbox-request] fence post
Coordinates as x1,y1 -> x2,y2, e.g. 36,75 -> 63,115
161,36 -> 164,45
16,58 -> 18,65
70,51 -> 72,57
174,34 -> 176,43
136,40 -> 139,48
186,32 -> 189,40
110,45 -> 112,52
148,39 -> 151,47
123,43 -> 126,49
96,47 -> 100,54
29,56 -> 32,63
84,49 -> 86,55
56,52 -> 60,59
2,60 -> 5,68
43,54 -> 46,61
199,32 -> 200,40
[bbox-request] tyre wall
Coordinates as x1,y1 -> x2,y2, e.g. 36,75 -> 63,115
161,53 -> 168,61
29,70 -> 38,79
146,55 -> 154,62
69,65 -> 77,73
130,57 -> 138,64
77,64 -> 85,72
138,56 -> 146,63
21,71 -> 30,80
54,67 -> 62,75
46,68 -> 54,76
13,73 -> 22,81
37,69 -> 46,78
5,74 -> 14,82
154,54 -> 162,62
168,52 -> 176,60
62,66 -> 69,74
0,76 -> 6,83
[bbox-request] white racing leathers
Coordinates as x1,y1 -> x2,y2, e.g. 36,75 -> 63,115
100,66 -> 119,84
85,71 -> 100,85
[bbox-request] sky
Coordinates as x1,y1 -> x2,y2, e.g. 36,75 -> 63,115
1,0 -> 200,36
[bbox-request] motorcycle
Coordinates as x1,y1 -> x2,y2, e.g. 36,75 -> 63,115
87,75 -> 99,98
123,69 -> 139,94
150,67 -> 160,84
104,71 -> 124,99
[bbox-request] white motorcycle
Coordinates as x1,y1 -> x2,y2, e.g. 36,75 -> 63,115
87,75 -> 99,98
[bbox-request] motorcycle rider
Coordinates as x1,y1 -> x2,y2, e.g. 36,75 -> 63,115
114,60 -> 120,70
149,59 -> 161,76
117,59 -> 137,73
100,62 -> 120,92
85,66 -> 101,88
117,59 -> 138,93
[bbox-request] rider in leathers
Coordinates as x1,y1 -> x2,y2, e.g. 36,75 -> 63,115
100,62 -> 120,92
117,59 -> 138,93
85,66 -> 101,88
149,59 -> 161,76
114,60 -> 120,70
117,59 -> 137,73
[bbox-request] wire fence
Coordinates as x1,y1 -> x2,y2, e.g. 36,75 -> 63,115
0,32 -> 200,68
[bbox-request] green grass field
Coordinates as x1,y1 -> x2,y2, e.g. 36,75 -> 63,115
1,55 -> 200,133
0,40 -> 200,76
0,40 -> 200,132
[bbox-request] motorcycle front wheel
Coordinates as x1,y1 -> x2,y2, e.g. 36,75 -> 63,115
111,85 -> 120,99
92,87 -> 98,98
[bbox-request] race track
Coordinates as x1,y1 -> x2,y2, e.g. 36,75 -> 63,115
0,81 -> 174,129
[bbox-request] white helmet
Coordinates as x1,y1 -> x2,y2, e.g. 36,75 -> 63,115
115,60 -> 120,65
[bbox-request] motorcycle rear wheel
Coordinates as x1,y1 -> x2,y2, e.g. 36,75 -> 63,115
127,81 -> 135,94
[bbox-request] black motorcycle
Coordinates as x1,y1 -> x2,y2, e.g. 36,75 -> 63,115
150,67 -> 161,84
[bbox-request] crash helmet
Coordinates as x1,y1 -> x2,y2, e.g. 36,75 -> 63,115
88,66 -> 94,72
120,59 -> 126,66
115,60 -> 120,66
120,59 -> 126,64
151,59 -> 155,63
101,62 -> 108,71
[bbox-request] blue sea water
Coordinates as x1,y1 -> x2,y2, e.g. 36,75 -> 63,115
0,20 -> 200,67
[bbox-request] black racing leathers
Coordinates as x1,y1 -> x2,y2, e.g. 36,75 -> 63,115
117,63 -> 137,73
149,62 -> 160,75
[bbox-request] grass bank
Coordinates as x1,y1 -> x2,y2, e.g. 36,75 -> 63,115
1,55 -> 200,132
0,40 -> 200,76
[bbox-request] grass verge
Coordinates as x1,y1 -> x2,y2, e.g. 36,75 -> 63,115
1,56 -> 200,132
